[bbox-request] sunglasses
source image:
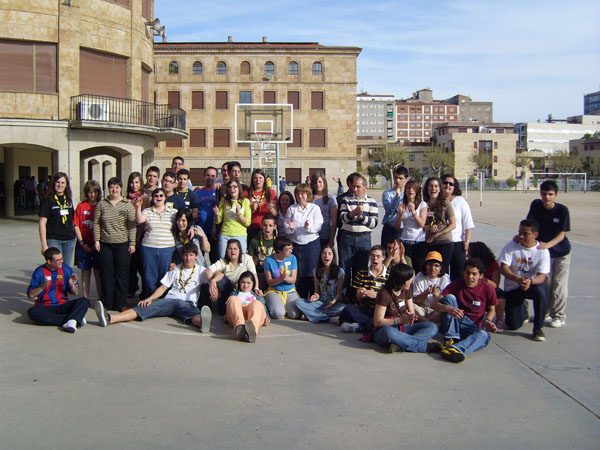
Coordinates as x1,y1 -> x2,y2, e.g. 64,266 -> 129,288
443,181 -> 454,187
154,195 -> 165,198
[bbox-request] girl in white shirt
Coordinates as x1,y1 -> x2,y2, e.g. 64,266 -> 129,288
394,180 -> 428,272
226,271 -> 269,343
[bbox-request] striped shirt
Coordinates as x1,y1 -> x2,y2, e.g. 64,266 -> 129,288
141,207 -> 177,248
352,265 -> 389,309
339,194 -> 378,233
93,198 -> 136,245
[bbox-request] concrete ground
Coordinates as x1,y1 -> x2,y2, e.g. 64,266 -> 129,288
0,192 -> 599,449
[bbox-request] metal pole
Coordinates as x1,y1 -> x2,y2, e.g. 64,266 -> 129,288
465,172 -> 469,200
479,171 -> 483,207
276,143 -> 280,195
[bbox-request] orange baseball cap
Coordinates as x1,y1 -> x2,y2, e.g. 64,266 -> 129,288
425,251 -> 443,262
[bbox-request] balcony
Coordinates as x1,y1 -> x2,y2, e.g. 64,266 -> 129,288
70,94 -> 188,141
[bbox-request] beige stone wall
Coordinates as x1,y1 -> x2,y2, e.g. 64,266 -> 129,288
153,45 -> 359,180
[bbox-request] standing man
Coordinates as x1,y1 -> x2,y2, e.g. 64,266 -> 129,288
171,156 -> 193,190
338,174 -> 379,297
527,180 -> 571,328
216,162 -> 230,185
143,166 -> 160,195
432,258 -> 498,363
175,168 -> 199,220
27,247 -> 86,333
161,171 -> 186,211
499,219 -> 550,342
279,176 -> 286,193
216,161 -> 249,203
196,166 -> 219,263
381,166 -> 408,246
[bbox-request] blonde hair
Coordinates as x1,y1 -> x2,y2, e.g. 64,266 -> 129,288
294,183 -> 313,203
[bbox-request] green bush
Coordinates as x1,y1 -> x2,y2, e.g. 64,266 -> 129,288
506,177 -> 518,190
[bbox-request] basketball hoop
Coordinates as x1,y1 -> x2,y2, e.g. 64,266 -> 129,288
255,131 -> 273,143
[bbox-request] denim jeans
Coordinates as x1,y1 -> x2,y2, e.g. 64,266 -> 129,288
133,297 -> 200,322
47,238 -> 76,267
140,245 -> 175,299
505,283 -> 547,330
295,299 -> 345,323
439,294 -> 490,355
374,322 -> 438,353
338,231 -> 371,296
219,235 -> 247,259
339,304 -> 374,332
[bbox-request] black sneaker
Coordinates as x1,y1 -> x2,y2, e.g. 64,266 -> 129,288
440,346 -> 466,363
426,342 -> 443,353
235,325 -> 246,341
244,320 -> 257,343
532,328 -> 546,342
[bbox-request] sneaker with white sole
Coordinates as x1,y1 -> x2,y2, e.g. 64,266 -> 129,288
95,301 -> 109,327
341,322 -> 360,333
496,320 -> 505,333
62,319 -> 77,333
532,328 -> 546,342
548,317 -> 565,328
80,317 -> 87,327
200,305 -> 212,333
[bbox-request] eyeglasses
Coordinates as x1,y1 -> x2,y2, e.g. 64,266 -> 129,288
426,262 -> 442,267
443,181 -> 454,186
51,257 -> 64,263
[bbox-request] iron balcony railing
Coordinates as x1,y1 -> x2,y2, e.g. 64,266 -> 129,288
71,94 -> 186,131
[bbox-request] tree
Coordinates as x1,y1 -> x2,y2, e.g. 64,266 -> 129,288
424,145 -> 454,177
511,154 -> 532,177
371,143 -> 408,181
548,151 -> 584,192
506,177 -> 518,190
470,150 -> 492,175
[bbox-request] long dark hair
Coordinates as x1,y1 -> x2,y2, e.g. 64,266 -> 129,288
423,177 -> 446,223
316,244 -> 339,282
237,270 -> 256,291
310,171 -> 329,205
468,241 -> 497,269
127,171 -> 143,196
172,208 -> 194,241
441,173 -> 462,197
48,172 -> 72,201
383,263 -> 414,292
402,180 -> 422,206
249,168 -> 273,202
277,191 -> 295,212
223,238 -> 242,264
223,179 -> 243,209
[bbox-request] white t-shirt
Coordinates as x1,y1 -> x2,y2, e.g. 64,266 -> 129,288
499,240 -> 551,292
450,196 -> 475,242
160,263 -> 207,303
400,201 -> 427,242
236,291 -> 259,306
413,271 -> 451,306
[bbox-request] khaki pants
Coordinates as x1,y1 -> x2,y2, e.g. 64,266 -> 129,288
226,297 -> 266,333
546,253 -> 571,320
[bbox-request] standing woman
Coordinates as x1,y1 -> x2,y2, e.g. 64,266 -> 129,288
93,177 -> 136,311
213,179 -> 251,258
135,188 -> 177,299
422,177 -> 456,275
246,168 -> 277,243
276,191 -> 295,240
311,171 -> 338,248
284,183 -> 323,298
39,172 -> 76,264
126,171 -> 145,297
441,174 -> 474,281
394,180 -> 428,272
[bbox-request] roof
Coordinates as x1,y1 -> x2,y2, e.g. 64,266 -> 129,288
154,42 -> 361,54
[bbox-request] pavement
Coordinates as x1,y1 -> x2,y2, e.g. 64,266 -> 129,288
1,197 -> 599,449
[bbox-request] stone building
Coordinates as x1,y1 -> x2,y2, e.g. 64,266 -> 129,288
570,137 -> 600,177
0,0 -> 186,216
153,39 -> 361,185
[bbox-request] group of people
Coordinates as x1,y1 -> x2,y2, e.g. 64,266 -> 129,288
27,159 -> 571,360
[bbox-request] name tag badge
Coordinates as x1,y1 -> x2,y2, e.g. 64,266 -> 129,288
473,300 -> 481,306
427,211 -> 434,217
185,201 -> 190,206
166,202 -> 174,209
553,218 -> 560,223
60,209 -> 69,216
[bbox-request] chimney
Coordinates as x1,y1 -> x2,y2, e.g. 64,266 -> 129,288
227,36 -> 233,42
262,36 -> 268,43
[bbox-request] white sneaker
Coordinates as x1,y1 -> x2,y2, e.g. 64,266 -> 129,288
548,317 -> 565,328
62,319 -> 77,333
329,316 -> 340,326
80,317 -> 87,327
95,301 -> 108,327
341,322 -> 360,333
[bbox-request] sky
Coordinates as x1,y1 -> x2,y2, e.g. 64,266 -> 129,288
155,0 -> 600,123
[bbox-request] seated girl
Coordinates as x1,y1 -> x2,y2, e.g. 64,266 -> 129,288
296,245 -> 345,323
373,263 -> 441,354
412,251 -> 451,322
226,271 -> 270,343
263,236 -> 302,319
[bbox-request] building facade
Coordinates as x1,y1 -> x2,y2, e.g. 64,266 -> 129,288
153,40 -> 361,185
356,93 -> 395,141
0,0 -> 186,216
584,90 -> 600,115
515,116 -> 600,155
570,137 -> 600,177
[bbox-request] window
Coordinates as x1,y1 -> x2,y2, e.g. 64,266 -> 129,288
312,61 -> 322,75
285,168 -> 301,184
142,0 -> 151,18
496,128 -> 505,134
240,61 -> 250,75
288,129 -> 302,148
216,61 -> 227,75
215,91 -> 228,109
190,129 -> 206,147
239,91 -> 252,104
494,142 -> 498,149
263,91 -> 276,104
192,61 -> 203,75
191,91 -> 204,109
265,61 -> 274,76
166,139 -> 182,147
288,61 -> 298,75
168,61 -> 179,74
311,91 -> 324,110
493,155 -> 498,163
458,127 -> 467,133
214,129 -> 230,147
493,169 -> 497,177
0,40 -> 57,93
473,141 -> 478,149
167,91 -> 180,108
309,129 -> 326,147
409,154 -> 415,161
79,48 -> 126,97
423,167 -> 428,174
288,91 -> 300,109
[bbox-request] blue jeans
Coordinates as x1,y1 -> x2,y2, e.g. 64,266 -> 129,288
339,304 -> 374,332
141,245 -> 175,299
338,231 -> 371,296
374,322 -> 438,353
133,297 -> 200,322
219,235 -> 247,259
295,299 -> 345,323
439,294 -> 490,355
47,238 -> 76,267
505,284 -> 547,330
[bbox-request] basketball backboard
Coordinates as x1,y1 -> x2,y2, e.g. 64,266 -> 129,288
234,103 -> 293,144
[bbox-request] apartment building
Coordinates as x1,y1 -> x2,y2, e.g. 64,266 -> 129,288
356,93 -> 395,141
584,90 -> 600,115
153,39 -> 361,185
515,115 -> 600,154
